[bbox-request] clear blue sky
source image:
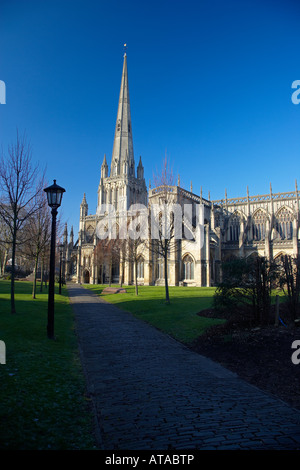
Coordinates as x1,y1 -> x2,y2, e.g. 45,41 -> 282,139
1,0 -> 300,238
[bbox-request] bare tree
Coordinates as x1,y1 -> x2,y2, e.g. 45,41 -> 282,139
95,235 -> 121,286
21,189 -> 51,298
0,131 -> 44,313
0,220 -> 10,276
279,254 -> 300,321
94,239 -> 106,284
121,208 -> 147,296
148,155 -> 179,304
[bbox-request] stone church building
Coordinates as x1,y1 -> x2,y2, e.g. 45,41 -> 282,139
62,54 -> 300,287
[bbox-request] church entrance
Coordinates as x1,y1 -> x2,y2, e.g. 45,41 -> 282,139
83,270 -> 90,284
112,263 -> 120,283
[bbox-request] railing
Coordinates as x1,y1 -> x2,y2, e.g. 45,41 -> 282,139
213,190 -> 300,206
150,185 -> 211,205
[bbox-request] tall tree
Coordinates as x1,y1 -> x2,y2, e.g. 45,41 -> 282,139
0,220 -> 10,276
148,155 -> 179,304
121,206 -> 147,295
21,189 -> 52,298
94,239 -> 106,285
0,131 -> 44,313
95,235 -> 121,286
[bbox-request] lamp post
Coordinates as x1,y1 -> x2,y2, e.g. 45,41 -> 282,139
44,180 -> 66,339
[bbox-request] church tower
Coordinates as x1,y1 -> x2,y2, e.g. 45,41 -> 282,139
97,53 -> 147,214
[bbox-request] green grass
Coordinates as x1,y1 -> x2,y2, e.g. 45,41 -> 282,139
0,280 -> 95,450
84,284 -> 225,344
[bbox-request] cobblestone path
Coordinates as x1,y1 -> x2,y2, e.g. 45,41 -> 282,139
68,284 -> 300,450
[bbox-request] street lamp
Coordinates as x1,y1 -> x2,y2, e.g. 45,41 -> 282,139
44,180 -> 66,339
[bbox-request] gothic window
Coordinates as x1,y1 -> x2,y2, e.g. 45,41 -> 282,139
276,207 -> 293,240
71,258 -> 77,275
137,257 -> 144,279
117,120 -> 121,132
86,226 -> 94,243
229,213 -> 241,241
128,122 -> 131,133
157,259 -> 170,279
183,255 -> 194,280
252,209 -> 266,241
214,213 -> 221,228
112,263 -> 120,278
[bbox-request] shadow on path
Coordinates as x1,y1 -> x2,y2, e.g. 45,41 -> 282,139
67,283 -> 300,451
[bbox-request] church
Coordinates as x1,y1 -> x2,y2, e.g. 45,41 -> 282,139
62,53 -> 300,287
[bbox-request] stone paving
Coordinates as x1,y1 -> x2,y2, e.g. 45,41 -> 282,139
67,283 -> 300,450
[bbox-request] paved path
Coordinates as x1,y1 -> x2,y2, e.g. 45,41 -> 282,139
67,283 -> 300,450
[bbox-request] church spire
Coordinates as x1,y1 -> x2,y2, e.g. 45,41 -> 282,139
111,53 -> 135,177
137,155 -> 144,179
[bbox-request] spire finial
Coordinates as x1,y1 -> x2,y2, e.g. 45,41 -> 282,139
123,43 -> 127,56
81,193 -> 87,205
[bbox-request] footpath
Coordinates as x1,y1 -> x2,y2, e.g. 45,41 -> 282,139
67,283 -> 300,450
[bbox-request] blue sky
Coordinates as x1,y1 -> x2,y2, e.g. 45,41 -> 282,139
1,0 -> 300,238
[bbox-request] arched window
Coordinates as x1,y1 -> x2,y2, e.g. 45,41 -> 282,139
229,213 -> 241,241
137,257 -> 144,279
86,225 -> 94,243
183,255 -> 194,280
276,207 -> 293,240
252,209 -> 266,241
71,258 -> 77,275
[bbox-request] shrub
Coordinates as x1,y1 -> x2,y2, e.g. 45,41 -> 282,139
214,256 -> 278,325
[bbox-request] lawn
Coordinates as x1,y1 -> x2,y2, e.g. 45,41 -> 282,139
84,284 -> 225,344
0,280 -> 95,450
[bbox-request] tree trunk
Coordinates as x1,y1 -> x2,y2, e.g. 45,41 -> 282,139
109,260 -> 112,286
1,248 -> 9,276
164,253 -> 170,304
10,220 -> 17,314
32,253 -> 39,299
134,259 -> 138,296
120,262 -> 124,288
40,257 -> 44,292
